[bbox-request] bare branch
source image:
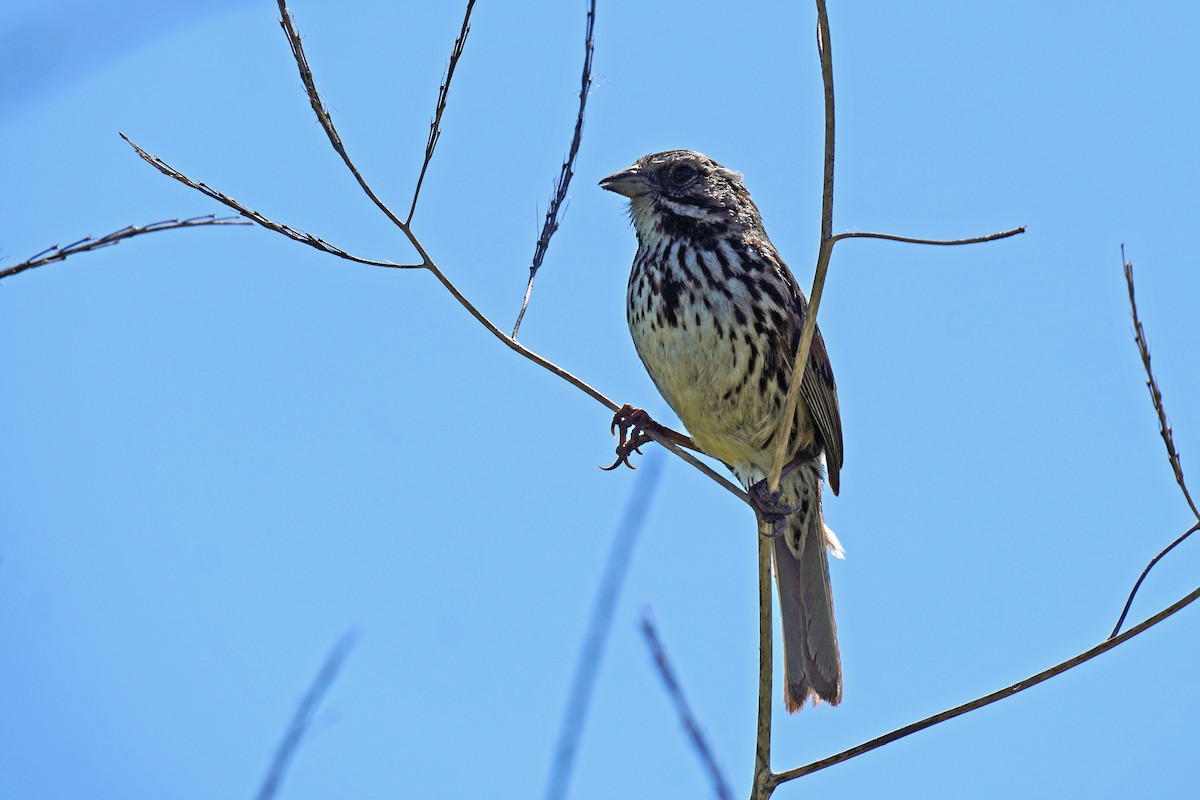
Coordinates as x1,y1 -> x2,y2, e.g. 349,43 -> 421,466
1123,250 -> 1200,520
277,0 -> 413,234
121,134 -> 750,507
0,216 -> 249,281
1111,522 -> 1200,638
409,0 -> 475,225
765,3 -> 1027,499
255,631 -> 358,800
829,226 -> 1026,248
640,609 -> 735,800
772,575 -> 1200,787
545,452 -> 665,800
511,0 -> 597,339
120,135 -> 421,270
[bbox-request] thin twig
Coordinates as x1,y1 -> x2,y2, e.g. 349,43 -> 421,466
752,534 -> 774,800
120,135 -> 421,270
1123,250 -> 1200,520
1111,522 -> 1200,638
765,0 -> 837,495
829,227 -> 1025,248
771,576 -> 1200,787
640,609 -> 735,800
545,452 -> 665,800
409,0 -> 475,225
255,631 -> 358,800
277,0 -> 414,235
0,216 -> 249,281
511,0 -> 596,339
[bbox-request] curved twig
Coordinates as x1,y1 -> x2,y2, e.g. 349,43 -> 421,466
0,216 -> 249,281
829,227 -> 1025,248
771,577 -> 1200,786
512,0 -> 596,339
1111,522 -> 1200,638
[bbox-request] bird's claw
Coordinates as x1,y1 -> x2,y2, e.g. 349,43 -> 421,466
601,404 -> 657,471
748,479 -> 797,538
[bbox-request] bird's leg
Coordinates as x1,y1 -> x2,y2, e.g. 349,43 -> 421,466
748,456 -> 810,535
748,478 -> 799,538
601,404 -> 696,470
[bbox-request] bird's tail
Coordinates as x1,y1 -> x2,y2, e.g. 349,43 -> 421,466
773,466 -> 842,712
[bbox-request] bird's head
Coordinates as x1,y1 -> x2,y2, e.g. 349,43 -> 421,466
600,150 -> 758,241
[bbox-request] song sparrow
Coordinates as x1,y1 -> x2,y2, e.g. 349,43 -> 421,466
601,150 -> 845,711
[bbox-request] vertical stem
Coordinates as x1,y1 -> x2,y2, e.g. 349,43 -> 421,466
816,0 -> 835,243
752,534 -> 775,799
766,0 -> 836,491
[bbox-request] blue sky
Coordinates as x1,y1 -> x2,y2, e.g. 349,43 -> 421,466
3,1 -> 1199,798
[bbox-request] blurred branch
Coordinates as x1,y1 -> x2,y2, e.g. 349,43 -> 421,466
772,577 -> 1200,787
0,216 -> 248,281
640,609 -> 735,800
545,451 -> 664,800
1122,251 -> 1200,520
256,631 -> 358,800
409,0 -> 475,225
512,0 -> 596,339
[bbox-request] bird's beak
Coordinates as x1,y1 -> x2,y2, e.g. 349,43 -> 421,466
599,165 -> 650,198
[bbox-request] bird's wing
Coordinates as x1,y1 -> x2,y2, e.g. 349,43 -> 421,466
797,306 -> 844,495
767,248 -> 844,495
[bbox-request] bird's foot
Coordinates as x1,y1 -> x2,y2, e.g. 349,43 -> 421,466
601,404 -> 660,471
748,479 -> 797,538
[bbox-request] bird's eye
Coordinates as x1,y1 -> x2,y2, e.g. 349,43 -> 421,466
668,164 -> 698,186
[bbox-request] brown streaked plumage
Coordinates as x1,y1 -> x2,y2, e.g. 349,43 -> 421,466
601,150 -> 845,711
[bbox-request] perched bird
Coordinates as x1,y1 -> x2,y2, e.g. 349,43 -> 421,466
600,150 -> 845,711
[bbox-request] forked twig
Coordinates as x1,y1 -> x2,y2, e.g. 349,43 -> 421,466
545,452 -> 664,800
763,4 -> 1023,496
1108,253 -> 1200,637
640,610 -> 735,800
256,631 -> 358,800
511,0 -> 596,339
772,577 -> 1200,787
0,216 -> 248,280
124,2 -> 751,511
